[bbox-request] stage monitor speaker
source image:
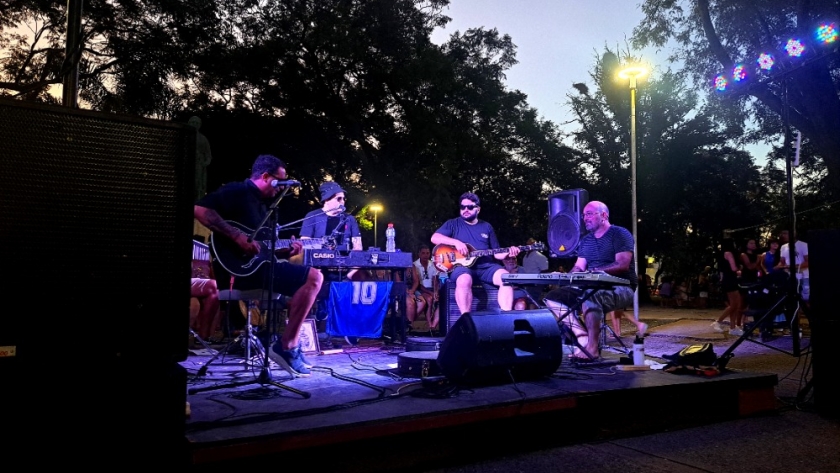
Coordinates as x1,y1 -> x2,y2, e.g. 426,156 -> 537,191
807,228 -> 839,418
547,188 -> 588,257
437,310 -> 563,385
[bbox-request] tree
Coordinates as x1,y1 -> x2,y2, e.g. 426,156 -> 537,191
567,48 -> 771,279
2,1 -> 585,250
632,0 -> 840,199
1,1 -> 224,115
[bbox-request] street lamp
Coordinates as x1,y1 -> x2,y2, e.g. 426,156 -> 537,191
618,64 -> 648,322
370,203 -> 383,248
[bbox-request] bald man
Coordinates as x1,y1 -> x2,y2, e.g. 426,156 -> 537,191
544,201 -> 638,361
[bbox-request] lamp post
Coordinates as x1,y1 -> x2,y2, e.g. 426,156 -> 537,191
618,65 -> 648,322
370,203 -> 383,248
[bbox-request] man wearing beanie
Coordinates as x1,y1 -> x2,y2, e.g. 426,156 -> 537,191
300,181 -> 362,252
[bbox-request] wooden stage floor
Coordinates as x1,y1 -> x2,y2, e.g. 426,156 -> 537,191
181,330 -> 779,469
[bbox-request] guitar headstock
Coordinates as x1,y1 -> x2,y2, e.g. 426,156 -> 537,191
527,241 -> 546,251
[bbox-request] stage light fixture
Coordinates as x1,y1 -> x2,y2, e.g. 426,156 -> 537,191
785,38 -> 805,57
714,74 -> 728,91
757,53 -> 775,71
816,23 -> 838,44
732,64 -> 748,82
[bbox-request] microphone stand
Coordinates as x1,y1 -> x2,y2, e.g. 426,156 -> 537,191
277,205 -> 347,249
190,186 -> 310,399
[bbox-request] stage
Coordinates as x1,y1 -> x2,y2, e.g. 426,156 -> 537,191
181,314 -> 787,469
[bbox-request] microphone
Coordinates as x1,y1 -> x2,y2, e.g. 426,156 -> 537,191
338,205 -> 346,213
271,179 -> 301,187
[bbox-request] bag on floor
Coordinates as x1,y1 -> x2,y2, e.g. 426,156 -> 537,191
662,343 -> 717,367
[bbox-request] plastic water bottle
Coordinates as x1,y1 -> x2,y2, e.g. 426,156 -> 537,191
385,223 -> 396,252
633,335 -> 645,366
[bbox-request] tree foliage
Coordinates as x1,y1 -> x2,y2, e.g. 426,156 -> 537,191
568,48 -> 771,278
632,0 -> 840,200
1,1 -> 582,253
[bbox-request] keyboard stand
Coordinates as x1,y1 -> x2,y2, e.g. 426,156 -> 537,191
541,288 -> 603,361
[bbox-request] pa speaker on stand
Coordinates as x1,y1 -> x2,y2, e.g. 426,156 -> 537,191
547,189 -> 588,258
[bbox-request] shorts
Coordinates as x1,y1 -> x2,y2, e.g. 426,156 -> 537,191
235,261 -> 312,297
450,262 -> 504,287
720,274 -> 739,293
799,278 -> 810,301
544,285 -> 634,322
190,278 -> 216,296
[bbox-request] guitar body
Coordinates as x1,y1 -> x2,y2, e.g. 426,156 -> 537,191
211,221 -> 330,277
432,242 -> 547,273
432,243 -> 479,273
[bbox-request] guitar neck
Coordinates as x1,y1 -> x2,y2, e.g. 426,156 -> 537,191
270,238 -> 327,248
469,244 -> 539,258
469,247 -> 514,258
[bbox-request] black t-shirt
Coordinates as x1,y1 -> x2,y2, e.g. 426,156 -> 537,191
196,179 -> 267,229
300,209 -> 361,246
434,218 -> 501,266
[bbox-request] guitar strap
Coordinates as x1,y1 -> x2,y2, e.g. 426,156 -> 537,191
326,213 -> 347,248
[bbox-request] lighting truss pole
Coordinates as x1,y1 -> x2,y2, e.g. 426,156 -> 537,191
618,65 -> 648,322
370,203 -> 383,248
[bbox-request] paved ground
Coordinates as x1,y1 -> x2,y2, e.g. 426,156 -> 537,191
418,303 -> 840,473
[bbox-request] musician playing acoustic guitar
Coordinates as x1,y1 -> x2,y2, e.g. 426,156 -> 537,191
194,154 -> 323,378
430,192 -> 520,315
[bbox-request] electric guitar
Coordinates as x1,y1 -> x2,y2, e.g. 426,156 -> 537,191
211,221 -> 333,277
432,242 -> 546,273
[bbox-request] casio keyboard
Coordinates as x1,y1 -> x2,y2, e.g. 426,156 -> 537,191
302,249 -> 413,269
502,271 -> 630,288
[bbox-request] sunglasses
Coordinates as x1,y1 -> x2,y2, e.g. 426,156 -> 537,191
460,204 -> 478,210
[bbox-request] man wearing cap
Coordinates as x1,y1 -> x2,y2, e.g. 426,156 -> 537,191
300,182 -> 366,346
300,181 -> 362,252
431,192 -> 520,315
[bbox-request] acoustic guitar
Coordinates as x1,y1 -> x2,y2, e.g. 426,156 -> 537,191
211,220 -> 332,277
432,242 -> 546,273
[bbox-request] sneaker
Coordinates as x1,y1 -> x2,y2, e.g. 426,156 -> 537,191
637,322 -> 649,337
297,342 -> 313,369
268,344 -> 311,377
710,321 -> 725,333
729,327 -> 744,336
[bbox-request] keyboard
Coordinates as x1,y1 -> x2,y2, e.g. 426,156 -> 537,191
303,249 -> 413,269
501,271 -> 630,287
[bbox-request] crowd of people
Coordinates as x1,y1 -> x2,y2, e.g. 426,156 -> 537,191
709,230 -> 808,336
650,231 -> 808,337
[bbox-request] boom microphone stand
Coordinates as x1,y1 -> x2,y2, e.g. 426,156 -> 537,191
190,186 -> 310,398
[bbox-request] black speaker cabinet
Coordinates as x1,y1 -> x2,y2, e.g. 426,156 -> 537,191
547,189 -> 588,257
807,229 -> 839,418
0,98 -> 194,458
440,280 -> 499,336
437,310 -> 563,385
